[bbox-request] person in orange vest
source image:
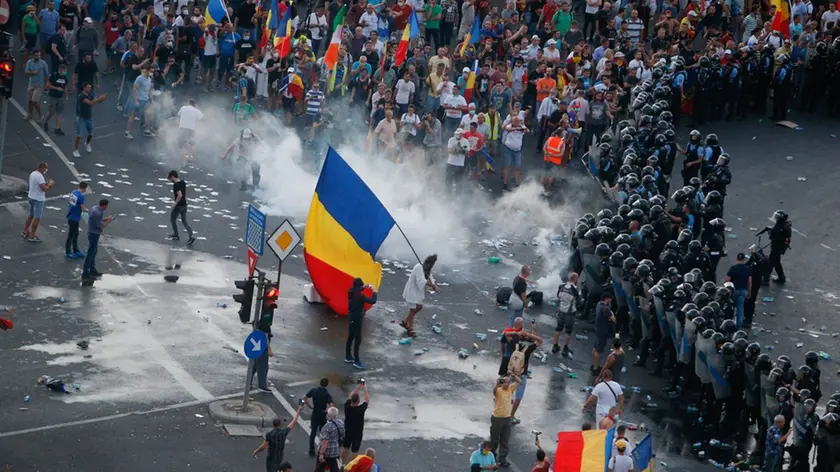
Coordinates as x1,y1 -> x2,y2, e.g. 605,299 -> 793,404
540,128 -> 567,197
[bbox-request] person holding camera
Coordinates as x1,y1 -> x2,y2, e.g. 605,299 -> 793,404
490,374 -> 521,468
346,278 -> 378,370
341,380 -> 370,463
305,378 -> 335,457
532,433 -> 551,472
253,403 -> 303,472
469,440 -> 498,471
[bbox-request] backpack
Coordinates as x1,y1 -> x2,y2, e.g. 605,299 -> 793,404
527,290 -> 543,306
508,343 -> 526,376
496,286 -> 513,305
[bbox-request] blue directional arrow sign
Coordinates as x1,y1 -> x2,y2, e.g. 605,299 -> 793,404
243,330 -> 268,359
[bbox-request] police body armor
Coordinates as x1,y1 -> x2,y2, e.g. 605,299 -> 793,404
711,344 -> 731,399
695,335 -> 713,384
659,296 -> 679,348
792,403 -> 817,449
637,281 -> 654,340
744,361 -> 760,408
763,376 -> 780,424
679,317 -> 695,365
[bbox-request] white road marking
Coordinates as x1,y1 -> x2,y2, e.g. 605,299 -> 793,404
820,243 -> 836,252
0,391 -> 245,438
271,386 -> 311,436
8,98 -> 88,189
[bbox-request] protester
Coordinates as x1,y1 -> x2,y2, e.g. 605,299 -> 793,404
341,380 -> 371,463
252,404 -> 303,471
65,181 -> 88,259
400,254 -> 439,335
82,199 -> 114,281
313,407 -> 344,472
490,374 -> 520,468
305,378 -> 335,457
346,278 -> 378,369
166,171 -> 196,245
23,163 -> 54,243
73,82 -> 108,158
583,369 -> 624,427
553,273 -> 580,356
469,441 -> 499,471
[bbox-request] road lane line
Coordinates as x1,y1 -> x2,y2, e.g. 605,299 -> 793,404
820,243 -> 836,252
270,386 -> 311,436
0,391 -> 245,438
8,98 -> 88,188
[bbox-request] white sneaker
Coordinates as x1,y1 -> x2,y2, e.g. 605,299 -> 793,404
124,132 -> 133,140
85,143 -> 92,153
72,150 -> 81,158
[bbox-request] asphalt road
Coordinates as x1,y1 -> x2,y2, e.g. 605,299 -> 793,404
1,51 -> 838,471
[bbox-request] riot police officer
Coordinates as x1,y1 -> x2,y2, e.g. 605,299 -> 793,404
740,343 -> 763,442
722,340 -> 745,432
722,54 -> 742,120
771,54 -> 793,121
805,351 -> 823,403
683,240 -> 712,277
744,243 -> 769,326
693,56 -> 712,125
703,218 -> 727,281
803,42 -> 829,112
789,394 -> 818,472
755,44 -> 775,114
701,134 -> 723,181
760,210 -> 792,284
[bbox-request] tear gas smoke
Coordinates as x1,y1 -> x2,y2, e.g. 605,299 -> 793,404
152,95 -> 593,285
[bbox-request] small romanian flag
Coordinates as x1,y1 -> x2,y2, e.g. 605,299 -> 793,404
394,8 -> 420,67
287,73 -> 304,101
554,428 -> 615,472
273,6 -> 293,57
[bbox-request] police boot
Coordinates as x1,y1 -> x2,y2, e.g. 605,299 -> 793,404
634,337 -> 652,367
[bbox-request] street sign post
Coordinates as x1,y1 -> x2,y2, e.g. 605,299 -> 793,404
247,248 -> 258,276
266,219 -> 302,294
243,330 -> 268,359
245,204 -> 266,256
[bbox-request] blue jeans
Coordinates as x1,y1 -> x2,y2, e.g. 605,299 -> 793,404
734,289 -> 748,328
508,306 -> 523,327
83,233 -> 100,278
251,350 -> 269,390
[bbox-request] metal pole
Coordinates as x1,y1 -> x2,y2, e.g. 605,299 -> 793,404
276,260 -> 283,288
0,98 -> 7,181
242,270 -> 265,411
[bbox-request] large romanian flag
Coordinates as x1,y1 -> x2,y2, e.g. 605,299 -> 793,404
394,9 -> 421,67
204,0 -> 228,25
303,148 -> 395,315
459,14 -> 481,56
554,429 -> 615,472
770,0 -> 790,38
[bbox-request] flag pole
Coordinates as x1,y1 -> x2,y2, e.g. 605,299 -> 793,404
393,220 -> 422,265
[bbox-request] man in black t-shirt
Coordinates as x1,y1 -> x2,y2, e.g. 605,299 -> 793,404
166,170 -> 195,244
305,378 -> 335,456
73,52 -> 99,93
47,26 -> 68,72
175,18 -> 195,81
235,31 -> 257,62
43,63 -> 69,135
253,404 -> 303,472
341,381 -> 370,463
508,265 -> 531,327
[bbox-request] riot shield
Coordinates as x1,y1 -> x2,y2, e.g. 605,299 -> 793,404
761,376 -> 777,424
637,283 -> 653,339
712,354 -> 731,399
610,267 -> 627,308
666,308 -> 682,355
621,279 -> 639,328
679,319 -> 695,364
581,253 -> 603,295
653,296 -> 669,342
695,337 -> 712,384
744,363 -> 759,408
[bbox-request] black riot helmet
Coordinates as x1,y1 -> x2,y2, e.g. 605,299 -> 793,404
685,308 -> 700,321
598,218 -> 611,227
623,257 -> 639,272
832,392 -> 840,404
600,226 -> 616,242
583,213 -> 596,226
657,119 -> 670,132
626,176 -> 641,189
705,133 -> 718,146
659,111 -> 673,123
715,286 -> 731,302
672,189 -> 688,204
649,284 -> 664,297
698,56 -> 710,67
647,155 -> 660,168
710,53 -> 721,64
632,198 -> 651,213
700,305 -> 716,320
636,263 -> 652,278
640,224 -> 655,237
616,243 -> 632,257
585,228 -> 602,242
614,232 -> 631,246
772,210 -> 788,224
640,104 -> 654,116
711,332 -> 725,345
673,289 -> 687,302
719,319 -> 737,335
798,365 -> 813,381
732,330 -> 747,341
599,142 -> 612,154
600,133 -> 612,144
689,177 -> 702,188
618,204 -> 631,218
621,133 -> 635,146
768,367 -> 784,383
596,243 -> 612,257
609,251 -> 626,267
701,281 -> 717,296
721,341 -> 735,356
688,240 -> 702,253
827,402 -> 840,415
805,351 -> 819,366
777,355 -> 792,371
665,240 -> 679,251
649,205 -> 664,220
576,222 -> 590,239
816,41 -> 828,55
717,153 -> 730,166
619,164 -> 633,176
693,292 -> 710,307
690,268 -> 704,283
747,342 -> 761,359
668,267 -> 682,284
702,328 -> 715,339
692,315 -> 706,330
799,388 -> 812,401
639,115 -> 653,127
628,208 -> 645,221
689,129 -> 701,140
683,271 -> 698,284
705,190 -> 722,205
663,129 -> 676,142
597,209 -> 614,220
649,195 -> 667,207
804,398 -> 816,414
734,338 -> 748,354
776,386 -> 791,402
756,353 -> 773,373
654,134 -> 667,146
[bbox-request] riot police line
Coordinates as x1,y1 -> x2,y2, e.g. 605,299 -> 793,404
563,58 -> 837,470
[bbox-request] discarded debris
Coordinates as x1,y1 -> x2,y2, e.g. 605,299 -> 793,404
76,340 -> 89,350
796,343 -> 804,348
474,309 -> 483,316
487,257 -> 501,263
385,307 -> 396,314
398,337 -> 413,345
818,351 -> 831,360
320,327 -> 328,331
797,177 -> 807,182
575,334 -> 589,340
432,326 -> 442,335
24,395 -> 30,402
785,156 -> 793,161
413,350 -> 425,356
163,275 -> 179,283
475,333 -> 488,341
216,303 -> 227,308
458,348 -> 469,359
762,296 -> 775,303
37,375 -> 71,394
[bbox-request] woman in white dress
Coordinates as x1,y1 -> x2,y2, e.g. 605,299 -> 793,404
400,254 -> 439,335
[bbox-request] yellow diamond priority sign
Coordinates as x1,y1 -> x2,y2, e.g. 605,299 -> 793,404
266,219 -> 301,262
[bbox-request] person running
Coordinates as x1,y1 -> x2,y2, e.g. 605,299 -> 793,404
125,66 -> 154,139
43,62 -> 69,135
400,254 -> 439,336
73,82 -> 107,158
23,162 -> 54,243
176,99 -> 203,166
252,403 -> 303,472
346,278 -> 378,370
166,171 -> 195,245
83,199 -> 115,282
65,181 -> 88,259
222,128 -> 262,191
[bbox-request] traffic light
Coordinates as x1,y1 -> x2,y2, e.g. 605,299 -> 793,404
0,58 -> 15,99
260,282 -> 279,328
233,278 -> 256,323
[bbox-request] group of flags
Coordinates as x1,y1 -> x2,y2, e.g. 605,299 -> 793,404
553,429 -> 653,472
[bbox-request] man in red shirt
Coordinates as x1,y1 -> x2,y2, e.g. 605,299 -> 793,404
103,13 -> 122,74
462,121 -> 485,179
390,0 -> 413,32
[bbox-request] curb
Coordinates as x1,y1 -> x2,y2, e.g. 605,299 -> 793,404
0,174 -> 28,198
208,399 -> 278,427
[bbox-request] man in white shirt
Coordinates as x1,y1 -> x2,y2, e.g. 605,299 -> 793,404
446,128 -> 470,192
582,369 -> 624,426
501,115 -> 528,191
608,440 -> 634,472
394,71 -> 416,116
459,103 -> 479,128
442,87 -> 467,136
307,6 -> 328,52
177,99 -> 203,165
822,3 -> 840,30
359,4 -> 379,37
23,162 -> 55,242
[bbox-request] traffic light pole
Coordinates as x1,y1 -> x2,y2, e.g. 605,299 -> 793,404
242,270 -> 266,411
0,98 -> 7,181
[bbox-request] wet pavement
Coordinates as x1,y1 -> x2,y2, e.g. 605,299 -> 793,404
1,55 -> 839,471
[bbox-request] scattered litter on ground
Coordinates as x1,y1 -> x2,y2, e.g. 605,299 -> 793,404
797,177 -> 807,182
385,307 -> 396,314
432,326 -> 442,335
76,341 -> 89,350
762,297 -> 775,303
319,327 -> 328,331
474,309 -> 483,315
796,343 -> 804,348
458,348 -> 469,359
163,275 -> 179,283
785,156 -> 793,161
398,337 -> 413,345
